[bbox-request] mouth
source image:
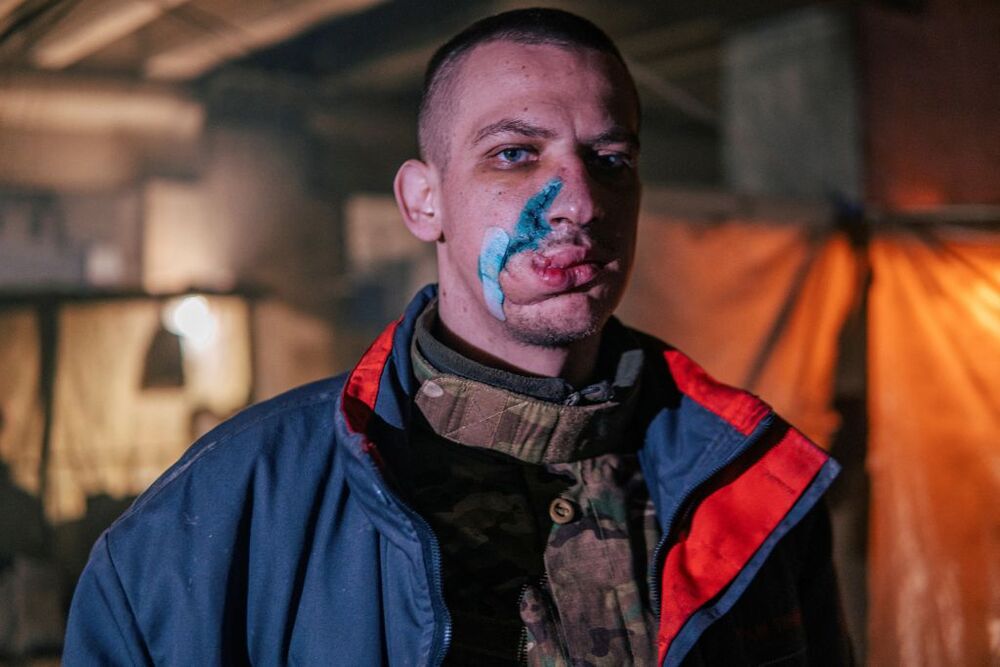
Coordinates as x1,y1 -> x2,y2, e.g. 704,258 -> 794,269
528,246 -> 606,291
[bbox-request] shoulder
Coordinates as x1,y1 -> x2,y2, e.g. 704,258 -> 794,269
625,322 -> 835,495
67,373 -> 391,661
106,373 -> 350,539
626,325 -> 771,436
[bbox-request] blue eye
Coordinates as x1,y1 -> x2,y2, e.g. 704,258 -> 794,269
497,147 -> 532,164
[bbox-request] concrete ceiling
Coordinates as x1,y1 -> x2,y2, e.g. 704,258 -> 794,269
0,0 -> 829,191
0,0 -> 818,123
1,0 -> 385,79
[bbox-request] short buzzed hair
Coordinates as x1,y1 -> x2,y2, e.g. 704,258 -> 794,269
418,8 -> 636,168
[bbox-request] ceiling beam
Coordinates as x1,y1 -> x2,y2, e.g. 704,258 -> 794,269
145,0 -> 386,81
0,0 -> 23,24
618,18 -> 720,61
321,42 -> 435,94
628,59 -> 719,126
0,72 -> 203,137
30,0 -> 192,70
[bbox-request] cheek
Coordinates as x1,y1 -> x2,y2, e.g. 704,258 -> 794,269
441,197 -> 513,277
454,191 -> 518,245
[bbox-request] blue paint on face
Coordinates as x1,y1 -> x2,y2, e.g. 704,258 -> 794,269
477,178 -> 564,321
507,177 -> 563,256
478,227 -> 510,320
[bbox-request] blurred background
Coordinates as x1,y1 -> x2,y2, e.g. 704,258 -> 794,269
0,0 -> 997,663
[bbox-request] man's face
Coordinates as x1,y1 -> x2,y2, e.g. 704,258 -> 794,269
432,40 -> 641,347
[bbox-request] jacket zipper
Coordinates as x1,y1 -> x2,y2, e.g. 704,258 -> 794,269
516,584 -> 530,666
517,572 -> 564,666
363,455 -> 453,666
419,509 -> 452,667
647,413 -> 775,619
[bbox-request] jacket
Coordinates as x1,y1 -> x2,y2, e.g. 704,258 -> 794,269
64,285 -> 849,666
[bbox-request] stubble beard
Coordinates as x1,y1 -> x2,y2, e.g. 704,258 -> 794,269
501,302 -> 606,348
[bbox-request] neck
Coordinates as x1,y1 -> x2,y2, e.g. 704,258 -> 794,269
436,302 -> 602,388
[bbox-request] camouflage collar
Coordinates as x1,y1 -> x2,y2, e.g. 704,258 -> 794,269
413,299 -> 644,404
410,306 -> 642,464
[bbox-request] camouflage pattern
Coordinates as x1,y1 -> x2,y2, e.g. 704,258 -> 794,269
538,456 -> 660,666
412,349 -> 639,465
405,320 -> 660,665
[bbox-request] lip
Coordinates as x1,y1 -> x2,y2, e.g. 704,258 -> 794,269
535,245 -> 591,269
528,246 -> 605,291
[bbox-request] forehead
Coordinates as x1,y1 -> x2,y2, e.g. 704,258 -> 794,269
447,40 -> 638,141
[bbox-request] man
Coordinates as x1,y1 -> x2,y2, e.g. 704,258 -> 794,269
65,9 -> 851,666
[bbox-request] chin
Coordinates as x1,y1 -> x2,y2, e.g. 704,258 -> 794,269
503,291 -> 613,348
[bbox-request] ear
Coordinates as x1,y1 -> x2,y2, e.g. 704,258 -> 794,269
394,159 -> 441,242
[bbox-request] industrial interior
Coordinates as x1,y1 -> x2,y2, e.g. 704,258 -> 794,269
0,0 -> 997,663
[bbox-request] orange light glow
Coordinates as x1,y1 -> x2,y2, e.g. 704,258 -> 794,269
886,184 -> 946,211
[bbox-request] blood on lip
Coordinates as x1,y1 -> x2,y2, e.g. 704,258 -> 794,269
532,246 -> 592,270
530,253 -> 601,288
533,255 -> 573,270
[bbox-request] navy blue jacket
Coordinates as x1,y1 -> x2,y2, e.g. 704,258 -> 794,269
64,286 -> 849,666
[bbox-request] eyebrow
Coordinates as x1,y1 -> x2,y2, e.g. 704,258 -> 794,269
471,118 -> 556,145
587,127 -> 641,150
471,118 -> 640,151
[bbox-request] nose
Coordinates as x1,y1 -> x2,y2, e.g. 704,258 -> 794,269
545,158 -> 600,230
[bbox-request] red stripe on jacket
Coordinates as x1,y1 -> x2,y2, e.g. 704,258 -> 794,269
655,347 -> 828,664
662,348 -> 771,437
343,318 -> 400,439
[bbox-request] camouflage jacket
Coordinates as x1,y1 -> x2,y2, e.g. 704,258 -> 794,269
405,302 -> 659,665
65,285 -> 852,666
